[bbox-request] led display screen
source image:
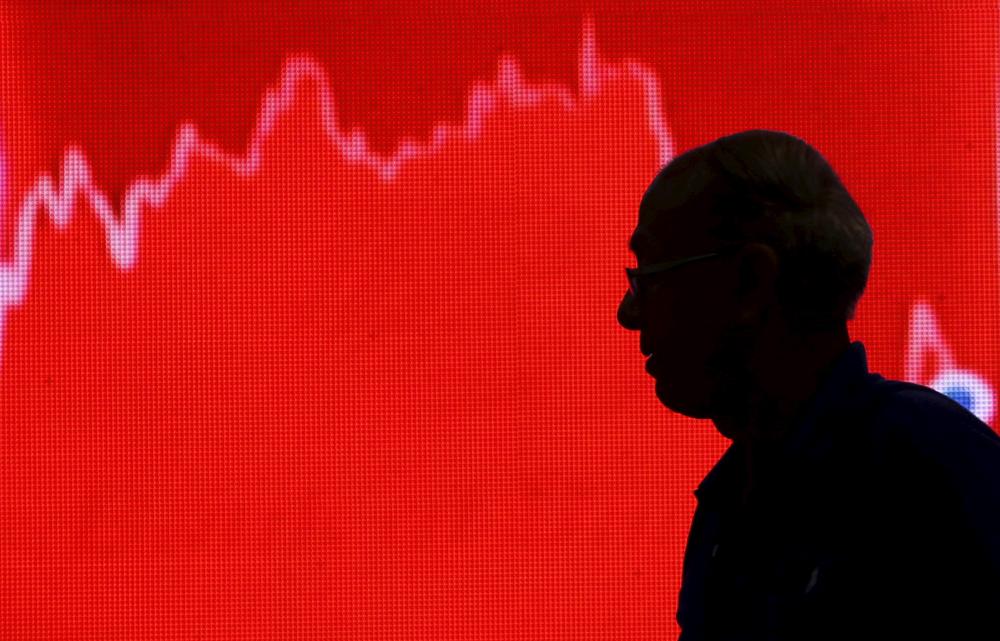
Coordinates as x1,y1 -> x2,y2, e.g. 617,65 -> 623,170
0,2 -> 995,638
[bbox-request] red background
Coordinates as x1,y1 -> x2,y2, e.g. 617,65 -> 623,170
0,2 -> 996,638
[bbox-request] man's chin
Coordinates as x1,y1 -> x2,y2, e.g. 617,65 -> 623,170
709,417 -> 744,440
654,378 -> 713,420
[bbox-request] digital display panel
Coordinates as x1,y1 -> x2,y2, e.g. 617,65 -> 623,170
0,2 -> 995,638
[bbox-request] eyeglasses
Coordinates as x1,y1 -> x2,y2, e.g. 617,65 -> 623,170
625,243 -> 748,300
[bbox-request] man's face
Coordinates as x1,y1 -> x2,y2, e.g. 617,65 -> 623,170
617,177 -> 756,421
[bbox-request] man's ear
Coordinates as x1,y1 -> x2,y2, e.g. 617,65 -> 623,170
734,243 -> 779,325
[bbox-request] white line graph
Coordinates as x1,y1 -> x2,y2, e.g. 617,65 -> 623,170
0,16 -> 673,370
0,15 -> 991,429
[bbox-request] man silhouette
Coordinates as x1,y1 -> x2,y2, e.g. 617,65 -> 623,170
617,130 -> 1000,640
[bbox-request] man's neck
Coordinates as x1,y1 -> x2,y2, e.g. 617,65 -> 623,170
741,326 -> 850,439
735,327 -> 851,501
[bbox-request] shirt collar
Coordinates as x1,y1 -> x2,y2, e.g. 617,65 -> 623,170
693,340 -> 874,505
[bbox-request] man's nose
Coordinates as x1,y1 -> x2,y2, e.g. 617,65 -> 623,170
618,291 -> 640,331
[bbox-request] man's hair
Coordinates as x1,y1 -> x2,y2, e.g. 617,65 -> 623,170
655,129 -> 873,335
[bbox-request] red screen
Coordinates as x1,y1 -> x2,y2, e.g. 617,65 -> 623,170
0,2 -> 996,638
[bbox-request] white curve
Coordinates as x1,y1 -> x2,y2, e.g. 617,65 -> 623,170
0,15 -> 677,370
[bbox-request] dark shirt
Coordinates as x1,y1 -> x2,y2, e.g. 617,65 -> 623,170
676,341 -> 1000,640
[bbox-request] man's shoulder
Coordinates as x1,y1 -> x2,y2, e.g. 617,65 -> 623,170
864,377 -> 1000,460
853,377 -> 1000,523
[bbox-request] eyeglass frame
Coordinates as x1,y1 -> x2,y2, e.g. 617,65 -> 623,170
625,242 -> 751,300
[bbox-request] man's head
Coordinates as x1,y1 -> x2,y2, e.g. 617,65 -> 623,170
617,130 -> 873,440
